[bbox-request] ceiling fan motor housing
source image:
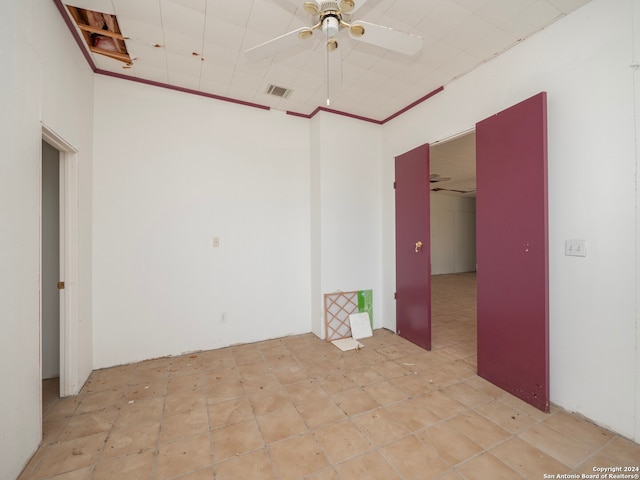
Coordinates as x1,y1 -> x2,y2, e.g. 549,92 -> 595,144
320,1 -> 340,12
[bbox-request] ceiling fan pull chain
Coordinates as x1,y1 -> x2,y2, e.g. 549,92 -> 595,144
326,19 -> 331,106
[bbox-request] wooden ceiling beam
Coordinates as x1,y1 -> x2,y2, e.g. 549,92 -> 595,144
78,24 -> 127,41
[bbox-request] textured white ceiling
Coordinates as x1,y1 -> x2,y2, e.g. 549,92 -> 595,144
60,0 -> 591,122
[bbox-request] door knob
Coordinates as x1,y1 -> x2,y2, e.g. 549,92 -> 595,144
415,241 -> 423,253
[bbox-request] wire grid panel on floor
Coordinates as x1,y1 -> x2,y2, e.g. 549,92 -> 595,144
324,291 -> 359,341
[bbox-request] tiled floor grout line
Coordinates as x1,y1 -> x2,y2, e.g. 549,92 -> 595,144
91,368 -> 144,479
202,355 -> 217,480
570,434 -> 619,474
245,350 -> 284,480
265,346 -> 336,479
155,363 -> 172,480
445,437 -> 520,480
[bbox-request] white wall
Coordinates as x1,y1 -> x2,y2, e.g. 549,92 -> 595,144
0,0 -> 94,478
92,77 -> 312,367
309,112 -> 383,337
430,194 -> 476,275
381,0 -> 639,441
92,79 -> 385,361
309,115 -> 323,337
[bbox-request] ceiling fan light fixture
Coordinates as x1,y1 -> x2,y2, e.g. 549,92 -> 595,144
350,24 -> 365,37
303,1 -> 320,15
327,38 -> 338,51
322,16 -> 339,37
339,0 -> 355,12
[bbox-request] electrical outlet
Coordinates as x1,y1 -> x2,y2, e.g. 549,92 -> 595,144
212,237 -> 220,248
565,239 -> 587,257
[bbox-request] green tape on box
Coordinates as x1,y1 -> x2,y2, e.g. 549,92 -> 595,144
357,290 -> 373,328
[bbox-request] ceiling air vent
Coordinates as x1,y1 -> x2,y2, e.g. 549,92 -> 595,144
266,84 -> 292,99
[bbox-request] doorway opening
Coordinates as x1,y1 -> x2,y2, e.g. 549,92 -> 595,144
428,131 -> 477,367
41,125 -> 80,406
41,140 -> 62,414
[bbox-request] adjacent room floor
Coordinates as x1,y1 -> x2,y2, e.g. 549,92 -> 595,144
22,273 -> 639,479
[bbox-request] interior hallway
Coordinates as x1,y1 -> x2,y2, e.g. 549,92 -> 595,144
431,272 -> 477,367
24,273 -> 639,479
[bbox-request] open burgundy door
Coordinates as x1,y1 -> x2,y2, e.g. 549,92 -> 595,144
476,92 -> 549,411
395,144 -> 431,350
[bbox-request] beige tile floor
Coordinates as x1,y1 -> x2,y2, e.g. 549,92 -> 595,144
21,273 -> 640,479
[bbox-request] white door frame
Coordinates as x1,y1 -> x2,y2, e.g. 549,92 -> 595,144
42,124 -> 79,397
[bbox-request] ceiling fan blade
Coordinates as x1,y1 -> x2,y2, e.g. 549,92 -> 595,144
349,21 -> 423,56
245,27 -> 314,61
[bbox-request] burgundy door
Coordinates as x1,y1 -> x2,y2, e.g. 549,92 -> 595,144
476,92 -> 549,411
395,144 -> 431,350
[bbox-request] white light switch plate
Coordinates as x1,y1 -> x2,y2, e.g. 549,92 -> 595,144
565,239 -> 586,257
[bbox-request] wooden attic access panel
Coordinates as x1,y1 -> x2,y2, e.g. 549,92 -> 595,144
66,6 -> 131,64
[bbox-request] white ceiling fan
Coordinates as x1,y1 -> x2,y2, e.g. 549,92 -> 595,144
245,0 -> 424,105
